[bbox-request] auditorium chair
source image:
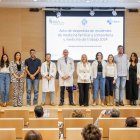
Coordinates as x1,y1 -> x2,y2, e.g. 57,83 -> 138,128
109,128 -> 140,140
0,128 -> 16,140
64,117 -> 93,137
28,118 -> 58,128
23,128 -> 59,140
0,118 -> 24,138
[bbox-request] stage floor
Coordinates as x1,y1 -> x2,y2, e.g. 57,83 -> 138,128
1,104 -> 140,111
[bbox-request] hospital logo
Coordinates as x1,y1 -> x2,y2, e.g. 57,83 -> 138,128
81,18 -> 88,26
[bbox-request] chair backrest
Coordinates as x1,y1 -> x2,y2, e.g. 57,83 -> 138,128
28,118 -> 58,128
0,118 -> 24,138
62,109 -> 87,118
4,109 -> 29,124
64,118 -> 94,137
99,117 -> 140,138
66,128 -> 103,140
119,109 -> 140,117
109,128 -> 140,140
43,109 -> 58,118
98,118 -> 125,138
23,128 -> 59,140
91,109 -> 105,123
0,128 -> 16,140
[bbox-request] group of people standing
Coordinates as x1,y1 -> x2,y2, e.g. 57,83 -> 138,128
0,45 -> 140,107
0,49 -> 41,107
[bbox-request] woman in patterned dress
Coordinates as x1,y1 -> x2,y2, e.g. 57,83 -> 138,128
10,52 -> 25,107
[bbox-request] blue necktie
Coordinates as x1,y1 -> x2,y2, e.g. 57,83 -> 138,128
65,58 -> 67,64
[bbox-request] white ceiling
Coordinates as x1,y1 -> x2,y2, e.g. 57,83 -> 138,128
0,0 -> 140,9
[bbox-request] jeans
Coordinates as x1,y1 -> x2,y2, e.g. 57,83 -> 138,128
93,72 -> 105,100
0,73 -> 10,102
42,91 -> 55,104
26,78 -> 39,105
115,76 -> 126,102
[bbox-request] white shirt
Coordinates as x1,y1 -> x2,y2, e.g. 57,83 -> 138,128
0,65 -> 10,73
77,62 -> 91,83
105,63 -> 117,80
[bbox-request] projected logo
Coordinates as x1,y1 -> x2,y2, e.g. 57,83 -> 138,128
107,19 -> 113,25
107,18 -> 121,25
81,18 -> 88,26
49,18 -> 64,25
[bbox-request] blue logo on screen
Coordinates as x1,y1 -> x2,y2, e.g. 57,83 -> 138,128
107,18 -> 121,25
81,18 -> 88,26
49,18 -> 64,25
107,19 -> 113,25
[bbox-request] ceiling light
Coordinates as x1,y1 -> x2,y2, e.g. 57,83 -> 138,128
33,0 -> 38,1
112,9 -> 117,16
89,9 -> 95,16
56,11 -> 61,18
85,0 -> 93,2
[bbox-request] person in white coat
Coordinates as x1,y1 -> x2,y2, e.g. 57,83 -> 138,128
77,54 -> 91,106
41,53 -> 56,106
57,49 -> 75,106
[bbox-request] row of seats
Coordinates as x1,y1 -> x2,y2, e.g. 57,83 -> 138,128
0,128 -> 59,140
1,127 -> 140,140
0,117 -> 140,139
1,108 -> 140,120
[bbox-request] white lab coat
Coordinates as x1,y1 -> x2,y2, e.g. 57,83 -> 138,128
57,57 -> 74,86
77,62 -> 91,83
41,61 -> 56,92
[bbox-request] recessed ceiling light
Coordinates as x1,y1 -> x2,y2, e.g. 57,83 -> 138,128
112,9 -> 117,16
85,0 -> 93,3
89,10 -> 95,16
33,0 -> 38,2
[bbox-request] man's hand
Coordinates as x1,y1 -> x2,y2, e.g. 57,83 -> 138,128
30,74 -> 35,80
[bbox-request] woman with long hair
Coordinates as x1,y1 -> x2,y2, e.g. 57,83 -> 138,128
126,52 -> 140,106
0,54 -> 10,107
10,52 -> 25,107
105,54 -> 117,106
91,52 -> 106,106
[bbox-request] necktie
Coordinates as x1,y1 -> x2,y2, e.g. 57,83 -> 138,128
65,58 -> 67,64
47,63 -> 50,73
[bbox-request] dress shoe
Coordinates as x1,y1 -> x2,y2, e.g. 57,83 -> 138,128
116,102 -> 119,106
130,100 -> 133,106
59,102 -> 63,106
119,102 -> 124,106
133,100 -> 137,106
70,103 -> 76,106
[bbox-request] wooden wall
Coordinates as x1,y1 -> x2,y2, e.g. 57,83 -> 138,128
0,8 -> 140,105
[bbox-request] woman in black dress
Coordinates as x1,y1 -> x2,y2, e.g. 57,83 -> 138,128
126,52 -> 140,106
